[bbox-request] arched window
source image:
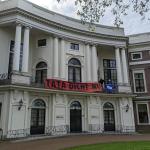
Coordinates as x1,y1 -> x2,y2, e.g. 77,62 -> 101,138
70,101 -> 82,110
35,62 -> 47,84
103,102 -> 114,110
103,102 -> 115,131
68,58 -> 81,82
31,99 -> 46,135
32,99 -> 46,108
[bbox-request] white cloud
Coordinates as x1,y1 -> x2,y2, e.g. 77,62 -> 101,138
28,0 -> 150,35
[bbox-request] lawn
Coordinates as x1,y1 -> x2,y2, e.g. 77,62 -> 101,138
66,141 -> 150,150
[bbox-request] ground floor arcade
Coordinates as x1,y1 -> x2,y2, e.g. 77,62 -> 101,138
0,87 -> 135,138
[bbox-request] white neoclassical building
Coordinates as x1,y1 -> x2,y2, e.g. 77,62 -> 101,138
0,0 -> 135,138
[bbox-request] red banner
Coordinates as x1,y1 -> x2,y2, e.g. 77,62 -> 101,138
44,79 -> 103,93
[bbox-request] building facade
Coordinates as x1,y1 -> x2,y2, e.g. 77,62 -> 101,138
0,0 -> 135,138
129,33 -> 150,132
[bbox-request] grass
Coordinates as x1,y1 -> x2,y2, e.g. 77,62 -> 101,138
66,141 -> 150,150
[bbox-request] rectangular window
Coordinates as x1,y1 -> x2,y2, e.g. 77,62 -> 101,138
70,43 -> 79,51
8,41 -> 23,74
133,71 -> 146,92
131,52 -> 142,60
103,59 -> 117,84
38,39 -> 47,47
137,104 -> 149,124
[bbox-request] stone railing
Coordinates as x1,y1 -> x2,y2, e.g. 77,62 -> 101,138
3,124 -> 136,139
88,124 -> 135,134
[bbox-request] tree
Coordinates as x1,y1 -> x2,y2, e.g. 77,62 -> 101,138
57,0 -> 150,27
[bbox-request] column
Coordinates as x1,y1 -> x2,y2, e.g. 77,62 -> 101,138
60,39 -> 65,79
115,47 -> 123,84
91,45 -> 98,82
86,44 -> 91,82
22,27 -> 30,73
53,37 -> 59,78
121,48 -> 129,84
13,24 -> 22,71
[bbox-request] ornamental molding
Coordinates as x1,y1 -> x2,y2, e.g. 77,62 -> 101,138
0,8 -> 128,43
0,84 -> 136,98
129,41 -> 150,47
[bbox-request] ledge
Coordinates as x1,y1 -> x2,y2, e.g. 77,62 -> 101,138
0,84 -> 136,98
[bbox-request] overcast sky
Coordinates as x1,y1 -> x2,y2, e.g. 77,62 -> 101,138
28,0 -> 150,35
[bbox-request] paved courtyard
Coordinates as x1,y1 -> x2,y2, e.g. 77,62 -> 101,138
0,134 -> 150,150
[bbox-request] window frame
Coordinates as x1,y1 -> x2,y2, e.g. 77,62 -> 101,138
131,52 -> 142,60
136,102 -> 150,125
68,58 -> 82,83
37,39 -> 47,48
133,70 -> 147,93
35,62 -> 47,84
70,43 -> 80,51
103,59 -> 117,84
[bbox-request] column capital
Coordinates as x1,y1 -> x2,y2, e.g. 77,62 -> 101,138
84,42 -> 91,45
52,34 -> 60,39
85,42 -> 91,47
91,43 -> 98,47
15,22 -> 22,27
60,36 -> 67,41
121,47 -> 127,51
114,46 -> 120,49
115,46 -> 126,50
24,25 -> 32,29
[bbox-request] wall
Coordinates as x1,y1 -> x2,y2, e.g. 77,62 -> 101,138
0,92 -> 11,135
66,41 -> 86,82
30,33 -> 53,80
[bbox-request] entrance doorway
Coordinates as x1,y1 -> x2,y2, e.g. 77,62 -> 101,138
103,102 -> 115,131
70,101 -> 82,133
30,99 -> 46,135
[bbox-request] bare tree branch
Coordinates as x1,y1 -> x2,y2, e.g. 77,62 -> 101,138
57,0 -> 150,27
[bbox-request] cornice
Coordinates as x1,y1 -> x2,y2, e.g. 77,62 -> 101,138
0,84 -> 135,98
129,41 -> 150,48
0,8 -> 128,42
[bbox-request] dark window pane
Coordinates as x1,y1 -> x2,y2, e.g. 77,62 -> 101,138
138,104 -> 149,123
70,43 -> 79,51
35,62 -> 47,84
68,67 -> 74,82
38,39 -> 46,47
75,68 -> 81,82
103,59 -> 117,84
134,73 -> 145,92
132,53 -> 142,59
68,58 -> 81,82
